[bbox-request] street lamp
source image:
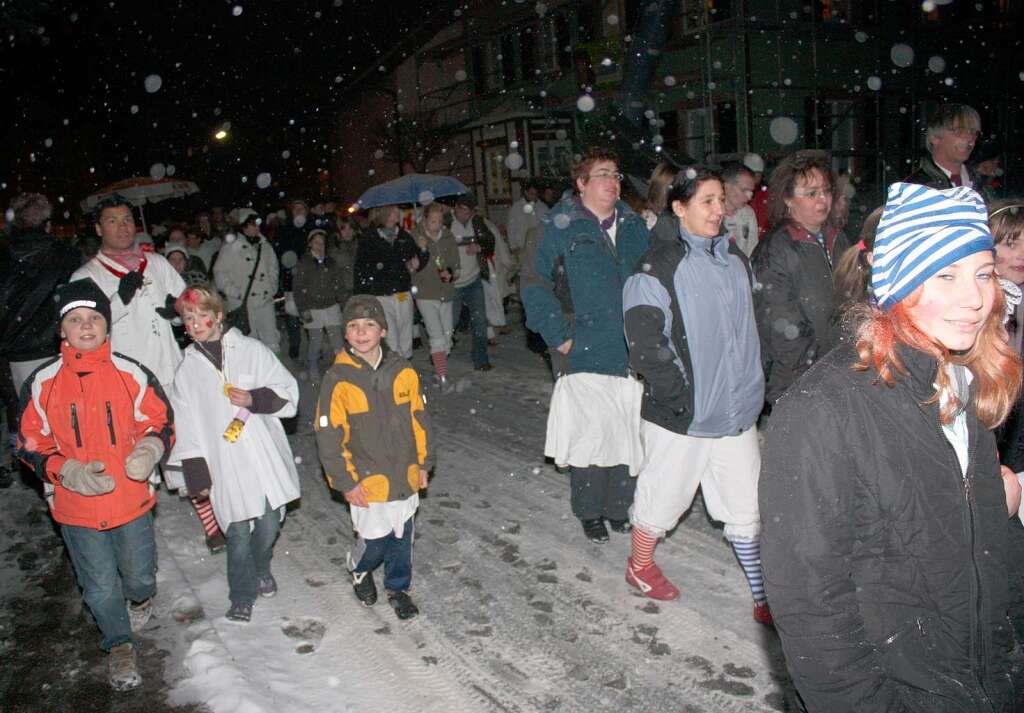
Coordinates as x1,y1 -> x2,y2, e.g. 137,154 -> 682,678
214,129 -> 228,141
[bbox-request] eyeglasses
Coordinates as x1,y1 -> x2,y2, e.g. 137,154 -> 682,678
588,171 -> 624,183
793,187 -> 833,200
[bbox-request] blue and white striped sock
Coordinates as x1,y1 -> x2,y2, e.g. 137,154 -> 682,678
729,536 -> 766,605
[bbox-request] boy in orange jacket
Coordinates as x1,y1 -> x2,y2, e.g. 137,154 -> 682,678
17,279 -> 173,691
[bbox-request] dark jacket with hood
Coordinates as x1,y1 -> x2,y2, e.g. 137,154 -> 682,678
521,197 -> 650,377
354,227 -> 429,297
752,221 -> 848,402
0,229 -> 82,362
761,342 -> 1018,713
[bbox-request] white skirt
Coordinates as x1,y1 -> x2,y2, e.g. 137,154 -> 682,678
545,372 -> 645,475
304,304 -> 343,329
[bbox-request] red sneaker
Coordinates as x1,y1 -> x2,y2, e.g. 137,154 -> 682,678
625,558 -> 680,600
753,601 -> 774,626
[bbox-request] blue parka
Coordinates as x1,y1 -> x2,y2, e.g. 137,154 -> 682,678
521,197 -> 650,376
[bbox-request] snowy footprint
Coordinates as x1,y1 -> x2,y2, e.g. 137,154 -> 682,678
281,617 -> 327,654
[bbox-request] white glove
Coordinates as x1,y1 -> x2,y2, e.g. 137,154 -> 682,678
124,437 -> 165,482
60,459 -> 115,496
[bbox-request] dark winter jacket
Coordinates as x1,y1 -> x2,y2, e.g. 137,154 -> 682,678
328,239 -> 357,296
273,220 -> 308,293
353,227 -> 429,297
761,342 -> 1018,713
521,197 -> 650,377
623,221 -> 762,437
0,230 -> 82,362
292,252 -> 348,314
752,221 -> 846,402
905,155 -> 992,201
314,347 -> 432,503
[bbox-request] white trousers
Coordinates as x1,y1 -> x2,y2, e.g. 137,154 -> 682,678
247,301 -> 280,354
415,299 -> 453,354
482,277 -> 506,328
378,293 -> 414,359
631,420 -> 761,540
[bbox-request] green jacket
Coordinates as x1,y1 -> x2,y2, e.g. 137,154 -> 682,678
410,224 -> 461,301
314,347 -> 432,503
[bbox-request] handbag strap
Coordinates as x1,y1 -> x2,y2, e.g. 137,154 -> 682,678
239,241 -> 263,307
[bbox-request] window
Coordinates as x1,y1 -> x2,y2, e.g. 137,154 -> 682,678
471,42 -> 501,95
683,107 -> 710,160
500,34 -> 517,87
681,0 -> 733,33
533,140 -> 573,176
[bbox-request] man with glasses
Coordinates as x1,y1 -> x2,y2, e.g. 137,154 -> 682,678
905,103 -> 985,195
521,148 -> 650,544
721,163 -> 759,257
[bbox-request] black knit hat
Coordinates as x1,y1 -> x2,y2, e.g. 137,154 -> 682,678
341,294 -> 387,329
56,279 -> 111,327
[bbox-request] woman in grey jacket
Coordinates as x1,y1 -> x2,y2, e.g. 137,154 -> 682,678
622,166 -> 768,620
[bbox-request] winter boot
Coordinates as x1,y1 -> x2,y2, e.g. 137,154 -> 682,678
607,519 -> 632,534
205,531 -> 227,554
581,518 -> 609,543
387,590 -> 419,620
626,557 -> 680,601
256,574 -> 278,598
108,642 -> 142,691
128,598 -> 153,631
225,601 -> 253,623
352,570 -> 378,606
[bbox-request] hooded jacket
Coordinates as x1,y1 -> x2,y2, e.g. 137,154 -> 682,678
314,347 -> 432,504
292,251 -> 348,313
752,221 -> 848,402
0,230 -> 83,362
354,227 -> 429,296
17,340 -> 173,530
521,197 -> 650,376
761,342 -> 1017,713
623,218 -> 762,437
410,223 -> 460,301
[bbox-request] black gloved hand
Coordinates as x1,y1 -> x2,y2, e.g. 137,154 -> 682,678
155,294 -> 177,320
117,271 -> 145,305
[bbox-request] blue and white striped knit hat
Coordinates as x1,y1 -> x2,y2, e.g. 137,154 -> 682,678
871,182 -> 993,310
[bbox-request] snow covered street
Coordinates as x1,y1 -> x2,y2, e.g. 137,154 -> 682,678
155,327 -> 794,713
3,327 -> 795,712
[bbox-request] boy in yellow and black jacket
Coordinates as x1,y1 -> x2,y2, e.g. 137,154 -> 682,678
314,294 -> 432,620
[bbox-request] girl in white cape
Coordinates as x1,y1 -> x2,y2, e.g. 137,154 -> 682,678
168,286 -> 300,623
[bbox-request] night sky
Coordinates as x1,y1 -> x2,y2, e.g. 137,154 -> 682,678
0,0 -> 457,218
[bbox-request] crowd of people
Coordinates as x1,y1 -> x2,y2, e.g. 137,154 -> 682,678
2,100 -> 1024,710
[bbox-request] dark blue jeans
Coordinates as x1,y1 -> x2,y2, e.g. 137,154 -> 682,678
450,278 -> 489,368
352,517 -> 414,592
226,501 -> 282,605
61,511 -> 157,651
285,315 -> 302,357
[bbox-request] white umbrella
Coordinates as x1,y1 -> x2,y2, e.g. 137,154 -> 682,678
81,177 -> 200,233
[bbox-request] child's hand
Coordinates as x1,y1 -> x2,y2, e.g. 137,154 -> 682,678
227,387 -> 253,408
345,482 -> 369,507
418,468 -> 429,490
